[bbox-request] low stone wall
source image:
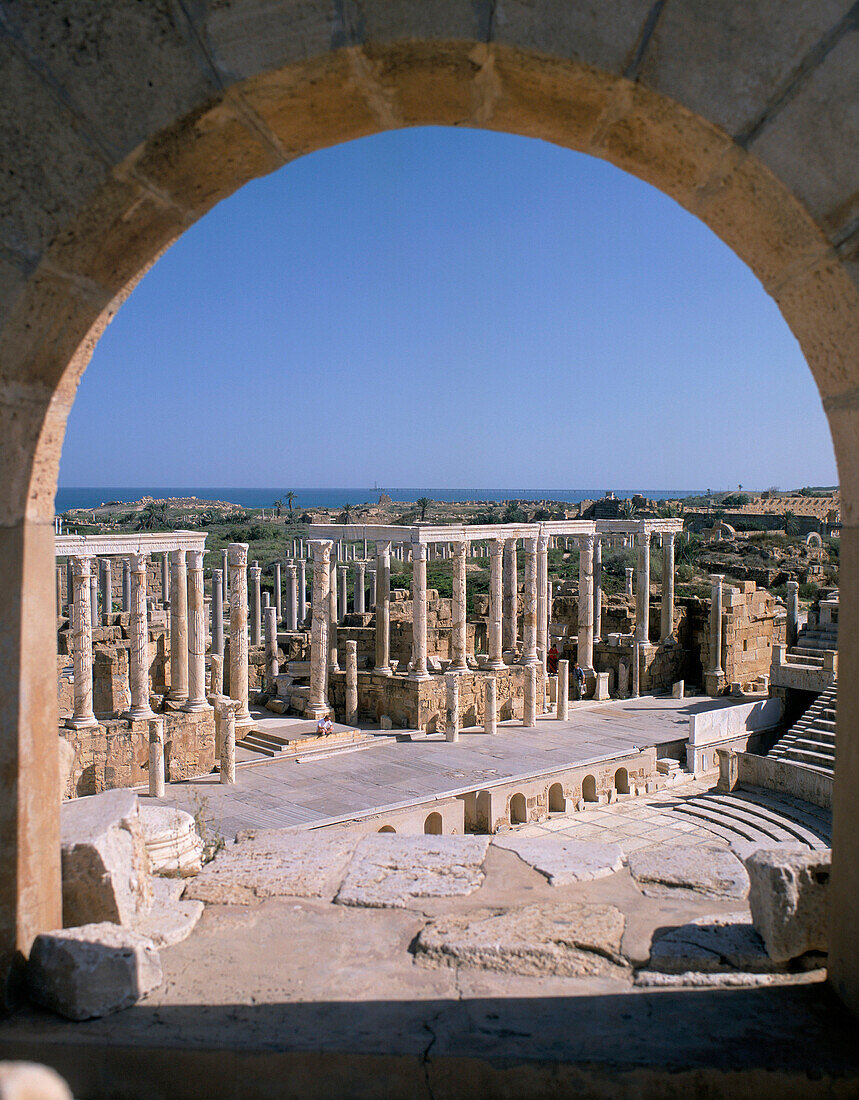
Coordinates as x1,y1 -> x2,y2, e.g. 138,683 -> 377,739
328,666 -> 542,732
718,749 -> 832,810
330,796 -> 466,836
686,697 -> 783,775
60,709 -> 215,798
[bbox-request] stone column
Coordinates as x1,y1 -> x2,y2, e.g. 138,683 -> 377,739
307,540 -> 332,718
328,559 -> 339,671
410,543 -> 430,680
221,549 -> 228,602
709,574 -> 725,676
264,605 -> 279,690
100,558 -> 112,625
148,717 -> 165,798
537,534 -> 549,667
89,568 -> 98,630
484,676 -> 497,735
345,639 -> 358,726
523,664 -> 537,727
374,541 -> 392,675
338,564 -> 348,619
127,552 -> 154,719
625,567 -> 634,596
521,537 -> 539,666
786,580 -> 800,647
56,564 -> 63,618
228,543 -> 253,730
450,541 -> 468,672
209,653 -> 223,697
502,538 -> 518,657
65,560 -> 73,614
487,540 -> 505,670
593,537 -> 602,642
168,550 -> 188,703
354,561 -> 366,613
122,558 -> 131,613
661,532 -> 676,642
297,558 -> 307,623
557,659 -> 569,720
632,640 -> 641,699
578,534 -> 595,670
445,672 -> 460,742
184,549 -> 208,712
211,569 -> 224,656
159,552 -> 168,606
635,532 -> 650,642
216,699 -> 237,784
366,567 -> 376,611
286,560 -> 298,630
249,561 -> 262,647
273,562 -> 282,622
67,556 -> 97,728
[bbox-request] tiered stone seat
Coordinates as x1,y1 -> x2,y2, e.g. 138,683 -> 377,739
670,787 -> 831,852
767,683 -> 837,778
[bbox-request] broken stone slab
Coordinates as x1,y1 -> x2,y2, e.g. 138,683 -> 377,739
61,789 -> 152,927
138,805 -> 204,878
415,902 -> 628,978
628,842 -> 749,900
493,836 -> 624,885
335,835 -> 491,909
185,830 -> 360,905
745,847 -> 831,963
634,969 -> 824,989
27,923 -> 162,1021
0,1062 -> 72,1100
648,911 -> 784,974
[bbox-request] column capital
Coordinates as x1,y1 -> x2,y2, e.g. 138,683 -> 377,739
71,554 -> 95,576
187,549 -> 204,571
489,539 -> 504,558
337,563 -> 348,574
249,561 -> 262,578
710,573 -> 725,586
578,533 -> 595,553
227,542 -> 248,567
285,560 -> 297,576
128,551 -> 148,572
452,540 -> 468,559
412,542 -> 427,562
310,538 -> 332,563
523,536 -> 538,553
171,547 -> 188,566
212,567 -> 222,582
537,533 -> 550,552
786,580 -> 800,592
504,536 -> 518,548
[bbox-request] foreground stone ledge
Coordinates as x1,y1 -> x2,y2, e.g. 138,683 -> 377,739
492,836 -> 624,884
27,924 -> 162,1021
415,902 -> 628,978
0,1062 -> 72,1100
628,843 -> 749,900
335,835 -> 491,909
746,847 -> 830,963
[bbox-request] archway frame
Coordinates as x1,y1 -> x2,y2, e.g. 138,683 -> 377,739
0,4 -> 856,1012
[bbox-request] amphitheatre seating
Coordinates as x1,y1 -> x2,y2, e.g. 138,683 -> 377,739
767,683 -> 837,779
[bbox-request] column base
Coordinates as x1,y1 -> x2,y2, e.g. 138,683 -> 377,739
484,659 -> 506,671
305,702 -> 332,720
124,707 -> 155,722
65,714 -> 98,729
408,671 -> 432,682
166,691 -> 188,704
373,666 -> 393,677
448,663 -> 469,674
182,700 -> 212,714
520,655 -> 540,667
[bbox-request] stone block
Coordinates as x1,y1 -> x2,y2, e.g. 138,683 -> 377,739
594,672 -> 610,700
27,923 -> 162,1021
745,848 -> 830,963
60,789 -> 152,927
672,680 -> 685,699
493,837 -> 623,885
380,714 -> 393,730
628,843 -> 749,900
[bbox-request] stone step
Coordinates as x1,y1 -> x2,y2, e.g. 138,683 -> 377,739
697,794 -> 828,849
767,749 -> 834,777
672,802 -> 785,849
676,797 -> 812,847
776,748 -> 835,772
731,788 -> 832,842
236,732 -> 288,756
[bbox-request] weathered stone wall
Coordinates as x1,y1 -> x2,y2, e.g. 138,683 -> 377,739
60,710 -> 215,798
697,582 -> 785,689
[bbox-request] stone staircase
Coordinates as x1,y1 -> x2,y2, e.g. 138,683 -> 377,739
669,787 -> 831,852
784,622 -> 839,668
237,723 -> 378,763
767,683 -> 837,778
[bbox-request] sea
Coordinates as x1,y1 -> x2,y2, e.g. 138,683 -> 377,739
56,487 -> 704,513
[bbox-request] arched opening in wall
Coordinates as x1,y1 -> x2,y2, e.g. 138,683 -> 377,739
378,825 -> 396,833
614,768 -> 630,795
424,812 -> 443,835
582,775 -> 598,803
510,794 -> 528,825
548,783 -> 566,813
2,13 -> 855,1024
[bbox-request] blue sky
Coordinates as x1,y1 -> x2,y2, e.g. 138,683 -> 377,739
59,126 -> 837,491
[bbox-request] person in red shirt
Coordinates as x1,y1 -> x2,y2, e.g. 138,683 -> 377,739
547,644 -> 559,675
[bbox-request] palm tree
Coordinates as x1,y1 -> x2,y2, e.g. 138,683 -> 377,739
784,510 -> 799,536
416,497 -> 432,522
136,501 -> 168,531
285,490 -> 296,521
619,498 -> 636,519
273,498 -> 284,518
341,502 -> 354,524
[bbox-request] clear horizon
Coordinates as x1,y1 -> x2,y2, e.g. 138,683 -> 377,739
59,127 -> 838,490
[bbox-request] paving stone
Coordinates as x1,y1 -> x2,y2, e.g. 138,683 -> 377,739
745,847 -> 831,963
493,836 -> 624,885
185,831 -> 359,905
27,923 -> 162,1021
648,911 -> 781,974
628,842 -> 749,900
335,835 -> 491,909
415,902 -> 628,978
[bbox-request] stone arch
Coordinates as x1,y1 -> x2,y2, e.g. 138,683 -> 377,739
0,3 -> 856,1012
807,532 -> 824,548
423,812 -> 443,835
582,775 -> 598,803
716,522 -> 736,541
614,768 -> 630,795
548,782 -> 566,813
378,825 -> 396,833
510,793 -> 528,825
